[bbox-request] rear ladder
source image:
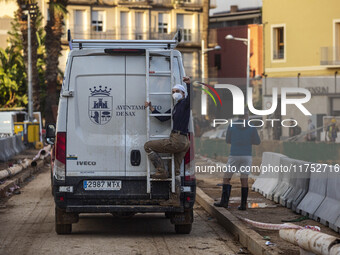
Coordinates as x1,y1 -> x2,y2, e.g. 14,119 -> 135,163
145,49 -> 175,195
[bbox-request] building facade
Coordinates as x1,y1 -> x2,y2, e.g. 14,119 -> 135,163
204,6 -> 262,120
1,0 -> 215,80
58,0 -> 215,77
262,0 -> 340,140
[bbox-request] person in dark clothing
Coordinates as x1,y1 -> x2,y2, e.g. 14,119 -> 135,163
214,111 -> 261,210
289,119 -> 301,137
144,77 -> 191,179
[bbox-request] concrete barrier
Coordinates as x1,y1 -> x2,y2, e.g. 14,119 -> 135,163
0,135 -> 26,162
0,138 -> 7,161
0,137 -> 12,161
14,135 -> 25,153
251,152 -> 287,200
11,135 -> 20,155
6,137 -> 15,160
271,156 -> 294,203
296,169 -> 329,218
278,158 -> 310,208
313,167 -> 340,233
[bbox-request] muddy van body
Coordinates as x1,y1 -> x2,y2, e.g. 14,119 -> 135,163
46,38 -> 196,234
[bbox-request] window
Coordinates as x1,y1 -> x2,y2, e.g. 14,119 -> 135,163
74,10 -> 85,32
182,52 -> 195,76
273,26 -> 285,60
158,13 -> 169,34
182,29 -> 192,41
120,11 -> 129,39
214,54 -> 221,70
92,11 -> 104,32
135,12 -> 144,39
177,14 -> 193,42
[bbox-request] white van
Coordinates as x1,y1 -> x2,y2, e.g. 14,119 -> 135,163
46,35 -> 196,235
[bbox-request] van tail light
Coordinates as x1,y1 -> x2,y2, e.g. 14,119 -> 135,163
184,133 -> 195,179
56,132 -> 66,164
54,132 -> 66,181
184,133 -> 194,164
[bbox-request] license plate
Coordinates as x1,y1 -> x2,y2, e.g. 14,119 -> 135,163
83,180 -> 122,191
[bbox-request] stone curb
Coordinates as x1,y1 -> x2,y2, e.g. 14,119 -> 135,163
196,187 -> 282,255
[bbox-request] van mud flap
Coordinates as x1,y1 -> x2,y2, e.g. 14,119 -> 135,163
56,207 -> 79,224
170,208 -> 193,225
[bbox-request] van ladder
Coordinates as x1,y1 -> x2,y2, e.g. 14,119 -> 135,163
145,49 -> 175,195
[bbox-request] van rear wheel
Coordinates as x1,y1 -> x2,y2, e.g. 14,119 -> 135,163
175,224 -> 192,234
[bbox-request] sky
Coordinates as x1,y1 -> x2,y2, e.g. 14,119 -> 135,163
211,0 -> 263,15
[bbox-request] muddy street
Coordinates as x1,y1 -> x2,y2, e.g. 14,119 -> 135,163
0,166 -> 244,255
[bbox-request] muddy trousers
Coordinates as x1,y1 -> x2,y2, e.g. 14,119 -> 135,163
144,133 -> 190,175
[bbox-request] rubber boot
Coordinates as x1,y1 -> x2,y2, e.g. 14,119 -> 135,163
238,187 -> 248,210
148,151 -> 168,179
214,184 -> 232,208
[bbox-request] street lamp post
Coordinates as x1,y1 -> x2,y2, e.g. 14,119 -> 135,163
201,40 -> 221,115
226,28 -> 251,101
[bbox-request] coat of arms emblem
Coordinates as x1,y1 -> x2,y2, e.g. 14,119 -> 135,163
88,86 -> 112,125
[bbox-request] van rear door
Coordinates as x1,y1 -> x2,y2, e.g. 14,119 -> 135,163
66,54 -> 126,177
125,53 -> 182,177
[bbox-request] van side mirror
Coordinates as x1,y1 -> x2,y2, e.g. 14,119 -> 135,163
45,123 -> 56,145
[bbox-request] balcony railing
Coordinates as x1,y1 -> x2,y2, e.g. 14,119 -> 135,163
63,27 -> 201,45
273,49 -> 285,60
116,0 -> 204,5
320,46 -> 340,65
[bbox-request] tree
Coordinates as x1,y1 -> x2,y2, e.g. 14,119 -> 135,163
2,4 -> 46,111
44,0 -> 68,123
0,46 -> 27,108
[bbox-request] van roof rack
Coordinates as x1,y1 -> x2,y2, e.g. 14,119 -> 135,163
70,30 -> 182,50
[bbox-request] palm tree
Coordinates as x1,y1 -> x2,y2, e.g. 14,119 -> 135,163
44,0 -> 68,123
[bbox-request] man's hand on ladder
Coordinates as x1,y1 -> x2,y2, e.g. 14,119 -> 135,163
183,76 -> 190,84
145,101 -> 154,112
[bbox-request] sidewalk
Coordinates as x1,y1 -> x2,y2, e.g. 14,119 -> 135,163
195,155 -> 340,255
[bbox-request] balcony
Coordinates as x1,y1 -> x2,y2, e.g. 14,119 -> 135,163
117,0 -> 152,6
320,46 -> 340,67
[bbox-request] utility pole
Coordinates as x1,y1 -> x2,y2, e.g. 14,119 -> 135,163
27,12 -> 33,121
22,3 -> 37,122
201,0 -> 210,116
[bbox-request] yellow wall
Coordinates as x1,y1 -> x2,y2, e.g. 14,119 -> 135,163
263,0 -> 340,77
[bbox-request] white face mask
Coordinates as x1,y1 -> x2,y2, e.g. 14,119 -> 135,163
172,92 -> 183,102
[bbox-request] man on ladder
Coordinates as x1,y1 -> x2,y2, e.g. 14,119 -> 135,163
144,76 -> 191,181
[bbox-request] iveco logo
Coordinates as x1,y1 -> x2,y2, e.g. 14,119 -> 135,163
77,161 -> 96,166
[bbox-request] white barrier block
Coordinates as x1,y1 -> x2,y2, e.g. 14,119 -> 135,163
271,156 -> 294,203
296,169 -> 329,218
279,158 -> 310,208
15,135 -> 25,153
11,135 -> 20,154
251,152 -> 287,200
0,138 -> 8,161
313,167 -> 340,233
